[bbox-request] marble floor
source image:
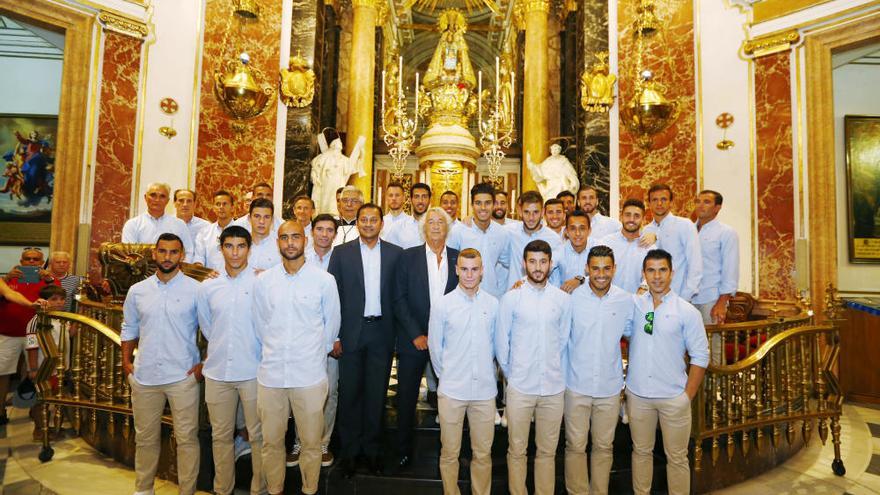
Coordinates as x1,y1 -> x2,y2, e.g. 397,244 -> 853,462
1,402 -> 879,494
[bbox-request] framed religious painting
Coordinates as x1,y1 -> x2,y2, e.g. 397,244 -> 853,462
844,115 -> 880,263
0,114 -> 56,245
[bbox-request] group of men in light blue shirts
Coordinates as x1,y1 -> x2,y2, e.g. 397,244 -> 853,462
117,177 -> 739,495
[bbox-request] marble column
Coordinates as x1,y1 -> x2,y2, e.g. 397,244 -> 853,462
346,0 -> 378,200
521,0 -> 550,194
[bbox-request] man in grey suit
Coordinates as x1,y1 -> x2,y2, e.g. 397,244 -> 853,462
328,203 -> 403,478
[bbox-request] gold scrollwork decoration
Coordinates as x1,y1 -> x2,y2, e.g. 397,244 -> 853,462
580,52 -> 616,113
742,29 -> 800,57
279,54 -> 316,108
98,11 -> 149,39
520,0 -> 550,14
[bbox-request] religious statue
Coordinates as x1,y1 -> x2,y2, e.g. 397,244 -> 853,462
581,51 -> 616,113
310,133 -> 366,215
526,144 -> 579,200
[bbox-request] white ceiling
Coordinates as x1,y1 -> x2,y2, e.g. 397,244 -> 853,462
0,15 -> 64,60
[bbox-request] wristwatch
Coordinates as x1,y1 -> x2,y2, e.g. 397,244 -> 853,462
575,275 -> 586,285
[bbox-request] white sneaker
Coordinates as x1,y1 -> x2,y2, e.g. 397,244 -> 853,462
234,435 -> 251,461
500,409 -> 508,428
494,410 -> 502,426
286,443 -> 301,467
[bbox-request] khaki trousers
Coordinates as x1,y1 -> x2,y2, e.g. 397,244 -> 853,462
295,356 -> 339,447
563,390 -> 620,495
258,380 -> 328,495
506,387 -> 564,495
205,377 -> 265,495
626,391 -> 692,495
437,395 -> 496,495
129,374 -> 200,495
696,301 -> 723,365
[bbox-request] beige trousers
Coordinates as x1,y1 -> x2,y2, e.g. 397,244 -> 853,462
696,301 -> 723,365
563,389 -> 620,495
295,356 -> 339,447
437,394 -> 496,495
258,380 -> 328,495
626,391 -> 692,495
205,377 -> 265,495
129,374 -> 200,495
506,387 -> 564,495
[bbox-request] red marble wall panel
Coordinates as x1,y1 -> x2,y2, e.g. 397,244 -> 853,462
755,51 -> 796,300
88,30 -> 142,270
194,0 -> 282,219
617,0 -> 697,215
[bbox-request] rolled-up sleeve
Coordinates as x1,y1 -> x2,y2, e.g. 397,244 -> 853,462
120,289 -> 140,341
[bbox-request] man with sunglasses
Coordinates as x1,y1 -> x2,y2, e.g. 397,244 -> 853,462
626,249 -> 709,495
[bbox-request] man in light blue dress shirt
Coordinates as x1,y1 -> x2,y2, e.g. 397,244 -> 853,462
252,221 -> 341,495
626,249 -> 709,495
505,191 -> 564,291
577,185 -> 621,239
597,198 -> 656,293
121,233 -> 202,495
563,245 -> 635,495
429,248 -> 499,495
121,182 -> 194,261
446,182 -> 511,298
693,190 -> 740,325
384,182 -> 432,249
554,210 -> 596,292
246,198 -> 281,271
642,184 -> 702,301
193,190 -> 236,270
196,225 -> 265,495
496,239 -> 572,495
174,188 -> 211,241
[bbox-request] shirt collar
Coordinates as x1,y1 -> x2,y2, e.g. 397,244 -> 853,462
455,285 -> 480,301
425,243 -> 445,259
359,238 -> 381,251
154,270 -> 184,286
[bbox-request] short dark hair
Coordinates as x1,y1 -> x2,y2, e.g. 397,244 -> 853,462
556,190 -> 575,201
213,190 -> 234,204
459,247 -> 482,260
523,239 -> 552,261
252,182 -> 272,192
587,245 -> 615,264
312,213 -> 338,229
357,202 -> 384,220
250,197 -> 274,214
39,284 -> 66,300
293,195 -> 315,208
440,190 -> 458,200
386,182 -> 405,193
520,190 -> 544,207
642,248 -> 673,270
699,189 -> 723,205
566,209 -> 591,228
495,190 -> 509,199
336,186 -> 345,195
156,233 -> 183,250
219,225 -> 252,247
470,182 -> 495,202
622,198 -> 645,211
647,183 -> 674,201
544,198 -> 564,209
411,182 -> 432,197
173,189 -> 196,201
577,185 -> 597,195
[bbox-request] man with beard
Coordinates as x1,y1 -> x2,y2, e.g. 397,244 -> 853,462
556,190 -> 576,216
543,198 -> 567,239
174,189 -> 210,241
196,226 -> 265,495
492,190 -> 520,228
642,184 -> 702,301
564,245 -> 634,495
247,198 -> 282,271
576,185 -> 620,240
384,182 -> 432,249
122,233 -> 202,495
253,221 -> 340,495
447,183 -> 511,297
122,183 -> 194,260
505,191 -> 563,291
194,190 -> 237,270
598,199 -> 656,293
496,240 -> 571,495
554,211 -> 595,293
381,182 -> 410,235
329,204 -> 403,477
334,186 -> 364,245
392,207 -> 459,469
627,249 -> 708,495
429,248 -> 499,495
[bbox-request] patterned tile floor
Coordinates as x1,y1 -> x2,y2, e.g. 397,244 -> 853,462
1,401 -> 879,494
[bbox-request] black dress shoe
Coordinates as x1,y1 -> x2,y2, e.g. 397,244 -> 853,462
341,457 -> 356,478
368,455 -> 384,475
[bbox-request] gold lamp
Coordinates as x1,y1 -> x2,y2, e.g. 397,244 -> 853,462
213,52 -> 275,132
621,70 -> 679,149
233,0 -> 260,19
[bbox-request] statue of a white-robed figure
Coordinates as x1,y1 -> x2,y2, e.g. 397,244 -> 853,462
526,144 -> 579,200
311,134 -> 366,215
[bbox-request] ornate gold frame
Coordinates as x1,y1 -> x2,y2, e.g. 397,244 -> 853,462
804,11 -> 880,317
0,1 -> 94,259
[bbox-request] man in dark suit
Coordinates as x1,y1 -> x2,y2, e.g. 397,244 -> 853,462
328,203 -> 403,477
393,207 -> 459,469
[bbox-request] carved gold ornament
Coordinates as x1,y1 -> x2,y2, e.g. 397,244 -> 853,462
580,52 -> 616,113
279,54 -> 316,108
97,11 -> 148,39
716,112 -> 734,150
743,29 -> 800,58
213,53 -> 275,132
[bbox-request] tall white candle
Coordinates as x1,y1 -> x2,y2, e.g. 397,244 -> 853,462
478,71 -> 482,130
415,72 -> 420,121
381,69 -> 386,120
398,56 -> 403,94
511,71 -> 516,126
495,56 -> 500,114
